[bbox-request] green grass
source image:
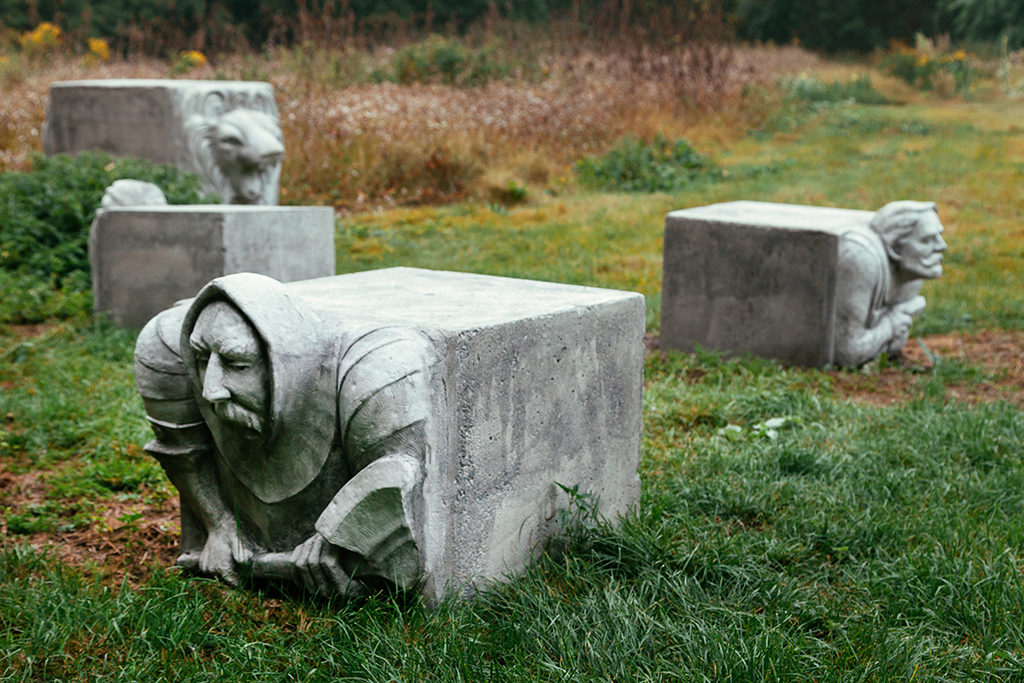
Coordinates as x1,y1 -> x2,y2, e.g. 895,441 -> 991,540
336,98 -> 1024,335
4,80 -> 1024,680
3,344 -> 1023,679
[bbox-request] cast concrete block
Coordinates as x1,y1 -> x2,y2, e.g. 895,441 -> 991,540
660,200 -> 874,367
287,268 -> 645,599
90,206 -> 334,327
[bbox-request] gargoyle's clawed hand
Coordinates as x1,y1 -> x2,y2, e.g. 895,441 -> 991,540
290,534 -> 361,595
195,521 -> 252,586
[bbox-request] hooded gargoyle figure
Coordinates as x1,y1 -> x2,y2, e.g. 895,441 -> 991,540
134,273 -> 436,594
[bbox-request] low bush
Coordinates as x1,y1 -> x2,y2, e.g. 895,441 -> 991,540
0,270 -> 91,324
0,152 -> 210,321
783,73 -> 889,105
372,35 -> 515,86
575,134 -> 721,193
880,39 -> 975,95
752,74 -> 889,138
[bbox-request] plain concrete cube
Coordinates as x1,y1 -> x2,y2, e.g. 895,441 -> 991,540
90,206 -> 334,327
661,200 -> 874,367
288,268 -> 645,599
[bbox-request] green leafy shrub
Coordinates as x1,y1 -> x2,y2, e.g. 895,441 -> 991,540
0,152 -> 210,314
880,44 -> 975,94
0,270 -> 91,324
575,134 -> 720,193
374,35 -> 513,86
1,152 -> 210,278
755,74 -> 888,139
783,74 -> 889,105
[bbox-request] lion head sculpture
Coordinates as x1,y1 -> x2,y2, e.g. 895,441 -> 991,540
184,91 -> 285,205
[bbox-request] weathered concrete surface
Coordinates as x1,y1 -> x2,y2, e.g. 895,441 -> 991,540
289,268 -> 645,600
91,206 -> 334,327
44,79 -> 283,204
661,201 -> 875,367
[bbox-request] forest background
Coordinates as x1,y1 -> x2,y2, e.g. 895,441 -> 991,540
2,0 -> 1024,56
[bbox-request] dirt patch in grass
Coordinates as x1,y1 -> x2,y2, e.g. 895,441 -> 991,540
7,323 -> 56,340
1,462 -> 181,585
829,330 -> 1024,406
649,330 -> 1024,407
53,496 -> 182,584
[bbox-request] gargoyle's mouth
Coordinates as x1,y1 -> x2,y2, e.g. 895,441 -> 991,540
213,401 -> 264,434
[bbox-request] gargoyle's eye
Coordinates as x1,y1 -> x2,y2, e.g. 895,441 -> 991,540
219,135 -> 243,146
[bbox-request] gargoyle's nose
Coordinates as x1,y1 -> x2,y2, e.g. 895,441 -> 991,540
202,355 -> 231,402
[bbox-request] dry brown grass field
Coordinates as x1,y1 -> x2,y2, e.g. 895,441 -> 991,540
0,36 -> 820,208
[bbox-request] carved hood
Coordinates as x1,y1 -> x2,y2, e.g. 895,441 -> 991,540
180,273 -> 338,504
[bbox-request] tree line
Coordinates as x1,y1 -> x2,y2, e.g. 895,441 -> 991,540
3,0 -> 1021,54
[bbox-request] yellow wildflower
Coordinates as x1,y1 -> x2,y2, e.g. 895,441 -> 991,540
953,49 -> 967,61
179,50 -> 207,68
19,21 -> 61,48
87,37 -> 110,61
917,54 -> 930,67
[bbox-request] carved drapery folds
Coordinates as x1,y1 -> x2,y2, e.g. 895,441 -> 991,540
134,273 -> 434,594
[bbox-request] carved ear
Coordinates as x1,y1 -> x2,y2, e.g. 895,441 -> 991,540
201,91 -> 227,120
189,117 -> 215,145
250,93 -> 277,117
883,238 -> 902,264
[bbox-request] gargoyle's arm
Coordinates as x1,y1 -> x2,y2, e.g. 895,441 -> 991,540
314,452 -> 423,588
135,307 -> 250,583
270,329 -> 434,593
834,240 -> 910,367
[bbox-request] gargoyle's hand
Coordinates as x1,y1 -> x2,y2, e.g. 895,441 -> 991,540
894,295 -> 927,318
884,307 -> 915,355
196,522 -> 252,586
291,533 -> 361,596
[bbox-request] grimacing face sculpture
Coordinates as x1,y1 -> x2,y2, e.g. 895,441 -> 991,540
891,210 -> 947,280
207,108 -> 284,205
185,99 -> 285,206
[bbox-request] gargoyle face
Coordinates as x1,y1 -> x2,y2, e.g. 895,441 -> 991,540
189,301 -> 269,435
209,109 -> 284,205
895,211 -> 947,280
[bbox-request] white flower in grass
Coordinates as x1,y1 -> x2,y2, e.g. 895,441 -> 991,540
752,417 -> 796,440
717,424 -> 744,441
